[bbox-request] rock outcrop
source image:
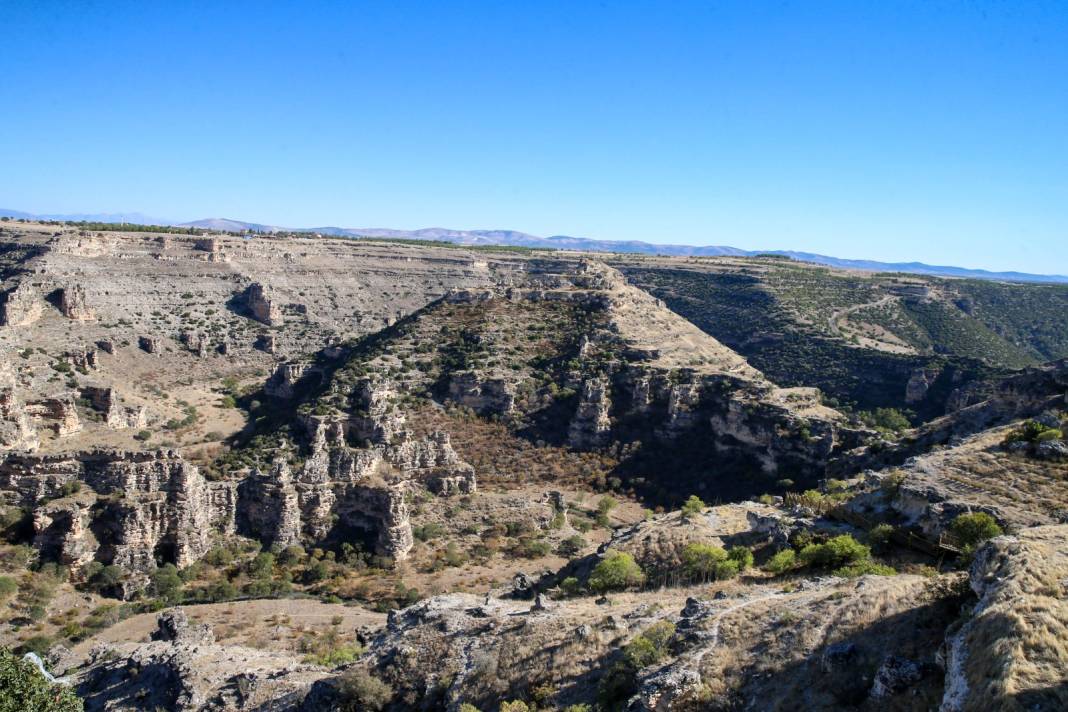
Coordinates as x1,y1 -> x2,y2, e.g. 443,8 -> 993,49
568,376 -> 612,448
0,281 -> 43,326
82,387 -> 148,430
45,396 -> 82,436
265,362 -> 314,400
447,371 -> 516,415
58,285 -> 95,320
138,335 -> 162,354
77,611 -> 326,711
941,525 -> 1068,711
245,283 -> 283,326
0,361 -> 39,451
2,449 -> 234,595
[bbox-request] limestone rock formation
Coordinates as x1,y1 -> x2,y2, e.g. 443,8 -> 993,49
45,396 -> 82,436
138,335 -> 162,354
0,281 -> 43,326
77,611 -> 325,711
2,449 -> 234,594
82,387 -> 148,430
906,366 -> 942,404
65,347 -> 98,372
348,378 -> 404,444
245,283 -> 283,325
58,285 -> 95,320
447,371 -> 515,415
0,361 -> 39,451
265,362 -> 313,400
568,376 -> 612,448
179,331 -> 210,357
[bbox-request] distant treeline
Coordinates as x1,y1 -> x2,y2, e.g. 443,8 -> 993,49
353,236 -> 556,254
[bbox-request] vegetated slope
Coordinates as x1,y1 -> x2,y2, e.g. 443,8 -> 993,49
620,259 -> 1068,420
235,260 -> 860,506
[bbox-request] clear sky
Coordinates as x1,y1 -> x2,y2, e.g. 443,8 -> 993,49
2,1 -> 1066,273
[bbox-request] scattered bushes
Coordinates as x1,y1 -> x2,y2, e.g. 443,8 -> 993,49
867,523 -> 895,552
763,534 -> 893,577
557,535 -> 587,557
680,543 -> 749,582
835,560 -> 896,577
857,407 -> 912,435
560,576 -> 583,596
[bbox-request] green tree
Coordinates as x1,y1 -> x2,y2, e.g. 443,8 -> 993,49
248,552 -> 275,579
588,551 -> 645,594
0,648 -> 83,712
149,564 -> 183,604
680,495 -> 705,521
681,542 -> 727,581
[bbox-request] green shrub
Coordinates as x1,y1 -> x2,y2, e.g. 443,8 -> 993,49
149,564 -> 183,603
500,702 -> 530,712
588,551 -> 645,593
680,495 -> 705,521
858,407 -> 912,434
413,523 -> 444,542
727,546 -> 754,570
557,535 -> 588,557
248,552 -> 275,579
560,576 -> 583,596
0,577 -> 16,600
798,535 -> 870,568
764,548 -> 797,574
1004,419 -> 1059,444
835,560 -> 896,577
599,621 -> 675,709
867,523 -> 895,552
949,512 -> 1003,552
304,643 -> 365,667
0,648 -> 83,711
335,669 -> 392,711
714,559 -> 742,580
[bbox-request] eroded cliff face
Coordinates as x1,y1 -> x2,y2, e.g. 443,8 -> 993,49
0,450 -> 229,593
2,390 -> 478,593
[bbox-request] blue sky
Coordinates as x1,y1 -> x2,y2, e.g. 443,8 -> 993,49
2,1 -> 1066,273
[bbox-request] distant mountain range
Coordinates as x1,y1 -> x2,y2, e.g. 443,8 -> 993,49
4,208 -> 1066,284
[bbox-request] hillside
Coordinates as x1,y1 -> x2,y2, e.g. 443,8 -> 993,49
0,222 -> 1065,712
620,257 -> 1068,420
